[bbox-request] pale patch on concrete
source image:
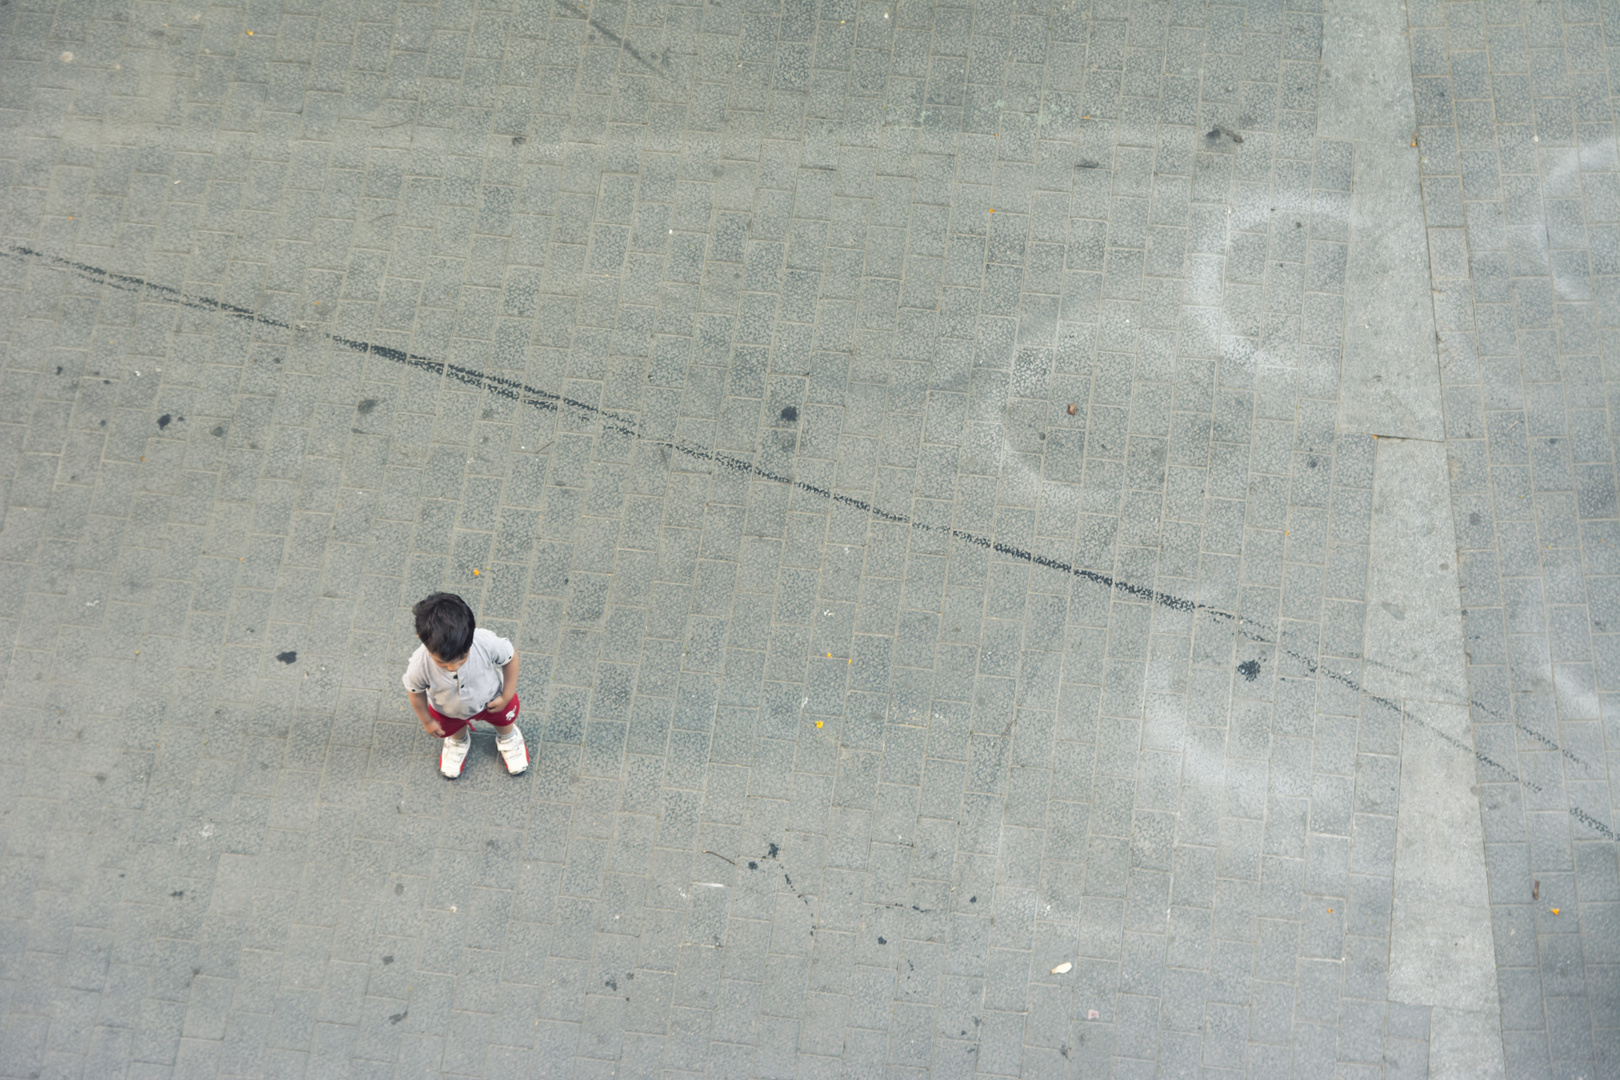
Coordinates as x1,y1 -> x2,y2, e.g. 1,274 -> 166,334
1321,0 -> 1445,441
1363,438 -> 1469,704
1430,1004 -> 1509,1080
1388,701 -> 1504,1078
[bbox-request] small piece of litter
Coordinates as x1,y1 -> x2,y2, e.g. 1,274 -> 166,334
473,569 -> 479,575
1087,1009 -> 1099,1020
1551,908 -> 1560,915
61,51 -> 73,62
814,720 -> 823,728
1051,962 -> 1072,975
1067,403 -> 1076,415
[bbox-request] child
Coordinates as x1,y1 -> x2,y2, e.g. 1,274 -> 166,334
403,592 -> 528,778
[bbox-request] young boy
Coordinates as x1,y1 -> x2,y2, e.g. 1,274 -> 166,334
403,592 -> 528,778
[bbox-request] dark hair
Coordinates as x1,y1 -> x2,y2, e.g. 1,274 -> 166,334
413,593 -> 475,660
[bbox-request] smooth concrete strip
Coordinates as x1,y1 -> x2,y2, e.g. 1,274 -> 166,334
1326,0 -> 1507,1060
1362,437 -> 1469,704
1319,0 -> 1445,441
1390,701 -> 1506,1080
1363,367 -> 1503,1077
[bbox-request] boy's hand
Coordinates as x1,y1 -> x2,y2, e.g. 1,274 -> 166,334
407,691 -> 446,737
485,693 -> 509,714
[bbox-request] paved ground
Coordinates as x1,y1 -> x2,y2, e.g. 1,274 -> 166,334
2,0 -> 1619,1074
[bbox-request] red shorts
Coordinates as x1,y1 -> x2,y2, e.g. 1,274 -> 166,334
428,693 -> 520,738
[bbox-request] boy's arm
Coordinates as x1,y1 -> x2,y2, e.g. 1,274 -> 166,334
407,690 -> 446,737
487,651 -> 519,712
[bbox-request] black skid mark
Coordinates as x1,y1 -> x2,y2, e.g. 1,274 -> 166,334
6,243 -> 1202,615
7,243 -> 1611,841
553,0 -> 663,75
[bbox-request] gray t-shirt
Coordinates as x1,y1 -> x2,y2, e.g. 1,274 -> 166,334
402,628 -> 514,719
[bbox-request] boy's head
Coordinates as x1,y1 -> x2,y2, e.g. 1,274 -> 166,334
413,592 -> 475,667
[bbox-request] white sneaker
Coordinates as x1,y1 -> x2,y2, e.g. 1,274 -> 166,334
440,730 -> 471,778
496,726 -> 528,775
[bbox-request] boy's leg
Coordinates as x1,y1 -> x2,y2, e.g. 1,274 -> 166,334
485,694 -> 527,775
431,706 -> 473,778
